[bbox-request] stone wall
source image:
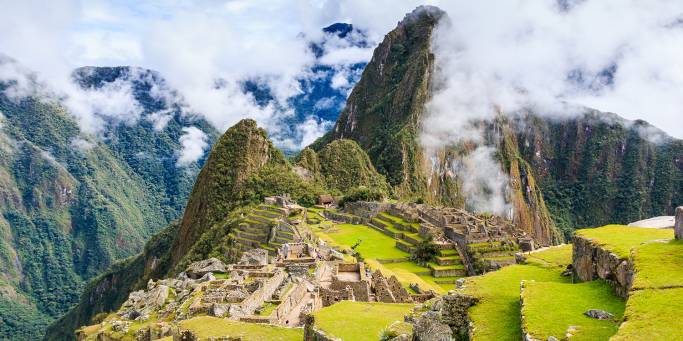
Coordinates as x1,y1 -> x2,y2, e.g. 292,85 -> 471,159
273,281 -> 308,324
343,201 -> 390,219
572,235 -> 633,298
238,270 -> 287,315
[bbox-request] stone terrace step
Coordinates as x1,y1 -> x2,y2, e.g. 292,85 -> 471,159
235,230 -> 269,242
252,209 -> 282,220
428,263 -> 467,278
379,212 -> 419,233
370,217 -> 404,238
438,249 -> 459,257
257,204 -> 288,215
435,255 -> 462,266
395,239 -> 414,253
247,214 -> 277,225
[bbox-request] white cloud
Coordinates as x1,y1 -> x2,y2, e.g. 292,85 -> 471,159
0,0 -> 681,153
177,126 -> 208,167
70,136 -> 95,152
62,74 -> 143,135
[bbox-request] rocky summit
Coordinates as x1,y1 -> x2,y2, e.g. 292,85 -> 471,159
1,3 -> 681,341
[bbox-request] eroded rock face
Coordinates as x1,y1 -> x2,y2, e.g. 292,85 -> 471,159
572,235 -> 633,298
413,311 -> 455,341
186,258 -> 227,279
675,207 -> 683,240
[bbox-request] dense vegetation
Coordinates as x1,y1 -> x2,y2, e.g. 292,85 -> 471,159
0,65 -> 215,339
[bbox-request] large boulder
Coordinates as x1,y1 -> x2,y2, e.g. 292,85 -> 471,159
186,258 -> 227,279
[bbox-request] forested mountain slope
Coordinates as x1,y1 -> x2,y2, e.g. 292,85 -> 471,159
0,64 -> 216,340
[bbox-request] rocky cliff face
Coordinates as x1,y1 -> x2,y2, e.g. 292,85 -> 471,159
515,112 -> 683,235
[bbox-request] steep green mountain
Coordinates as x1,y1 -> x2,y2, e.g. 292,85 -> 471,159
311,7 -> 440,201
514,112 -> 683,236
46,119 -> 323,340
0,64 -> 216,339
310,6 -> 682,244
296,139 -> 389,195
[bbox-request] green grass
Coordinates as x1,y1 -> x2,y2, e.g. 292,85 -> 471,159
313,301 -> 413,341
631,239 -> 683,290
611,288 -> 683,340
522,281 -> 625,340
462,245 -> 574,341
179,316 -> 302,341
316,223 -> 409,259
525,244 -> 573,268
576,225 -> 673,259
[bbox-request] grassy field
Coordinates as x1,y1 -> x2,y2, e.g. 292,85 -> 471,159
179,316 -> 302,341
631,239 -> 683,290
312,301 -> 413,341
315,223 -> 409,259
575,225 -> 673,258
522,281 -> 625,340
612,288 -> 683,340
525,244 -> 573,268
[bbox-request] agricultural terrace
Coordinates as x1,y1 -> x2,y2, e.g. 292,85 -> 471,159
311,219 -> 456,294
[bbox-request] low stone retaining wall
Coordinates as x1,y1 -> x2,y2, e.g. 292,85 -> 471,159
572,235 -> 633,298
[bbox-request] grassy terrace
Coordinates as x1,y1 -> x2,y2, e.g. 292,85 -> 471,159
313,222 -> 451,293
522,281 -> 625,340
463,263 -> 570,340
575,225 -> 673,258
461,245 -> 584,340
312,301 -> 413,341
179,316 -> 302,341
574,225 -> 682,340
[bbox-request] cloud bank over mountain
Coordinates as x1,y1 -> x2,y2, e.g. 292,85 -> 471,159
1,0 -> 682,153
